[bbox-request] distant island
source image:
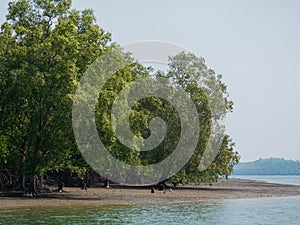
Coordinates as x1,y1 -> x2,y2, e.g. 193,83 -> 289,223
233,158 -> 300,175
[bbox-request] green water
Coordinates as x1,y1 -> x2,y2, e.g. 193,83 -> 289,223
0,197 -> 300,225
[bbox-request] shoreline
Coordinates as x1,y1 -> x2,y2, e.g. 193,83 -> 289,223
1,178 -> 300,209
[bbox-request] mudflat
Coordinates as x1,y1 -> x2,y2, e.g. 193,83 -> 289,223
1,178 -> 300,209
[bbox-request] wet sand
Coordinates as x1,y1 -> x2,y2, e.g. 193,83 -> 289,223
1,179 -> 300,209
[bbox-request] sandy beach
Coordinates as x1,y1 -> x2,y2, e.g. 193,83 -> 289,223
1,178 -> 300,209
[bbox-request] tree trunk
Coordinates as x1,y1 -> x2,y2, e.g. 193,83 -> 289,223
29,175 -> 38,196
57,180 -> 64,192
0,175 -> 3,189
156,179 -> 169,190
22,175 -> 26,190
104,179 -> 110,188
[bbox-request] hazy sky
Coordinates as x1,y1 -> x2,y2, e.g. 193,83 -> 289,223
1,0 -> 300,162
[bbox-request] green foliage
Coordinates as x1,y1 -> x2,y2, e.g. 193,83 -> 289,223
0,0 -> 239,187
0,0 -> 111,179
95,62 -> 151,167
0,135 -> 9,168
164,52 -> 239,183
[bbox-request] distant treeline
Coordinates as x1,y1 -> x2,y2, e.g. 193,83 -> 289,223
233,158 -> 300,175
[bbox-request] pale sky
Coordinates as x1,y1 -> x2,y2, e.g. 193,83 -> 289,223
1,0 -> 300,162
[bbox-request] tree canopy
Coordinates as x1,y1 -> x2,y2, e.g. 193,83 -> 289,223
0,0 -> 239,192
0,0 -> 111,193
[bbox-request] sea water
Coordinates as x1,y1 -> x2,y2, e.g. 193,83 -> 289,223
0,196 -> 300,225
230,175 -> 300,186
